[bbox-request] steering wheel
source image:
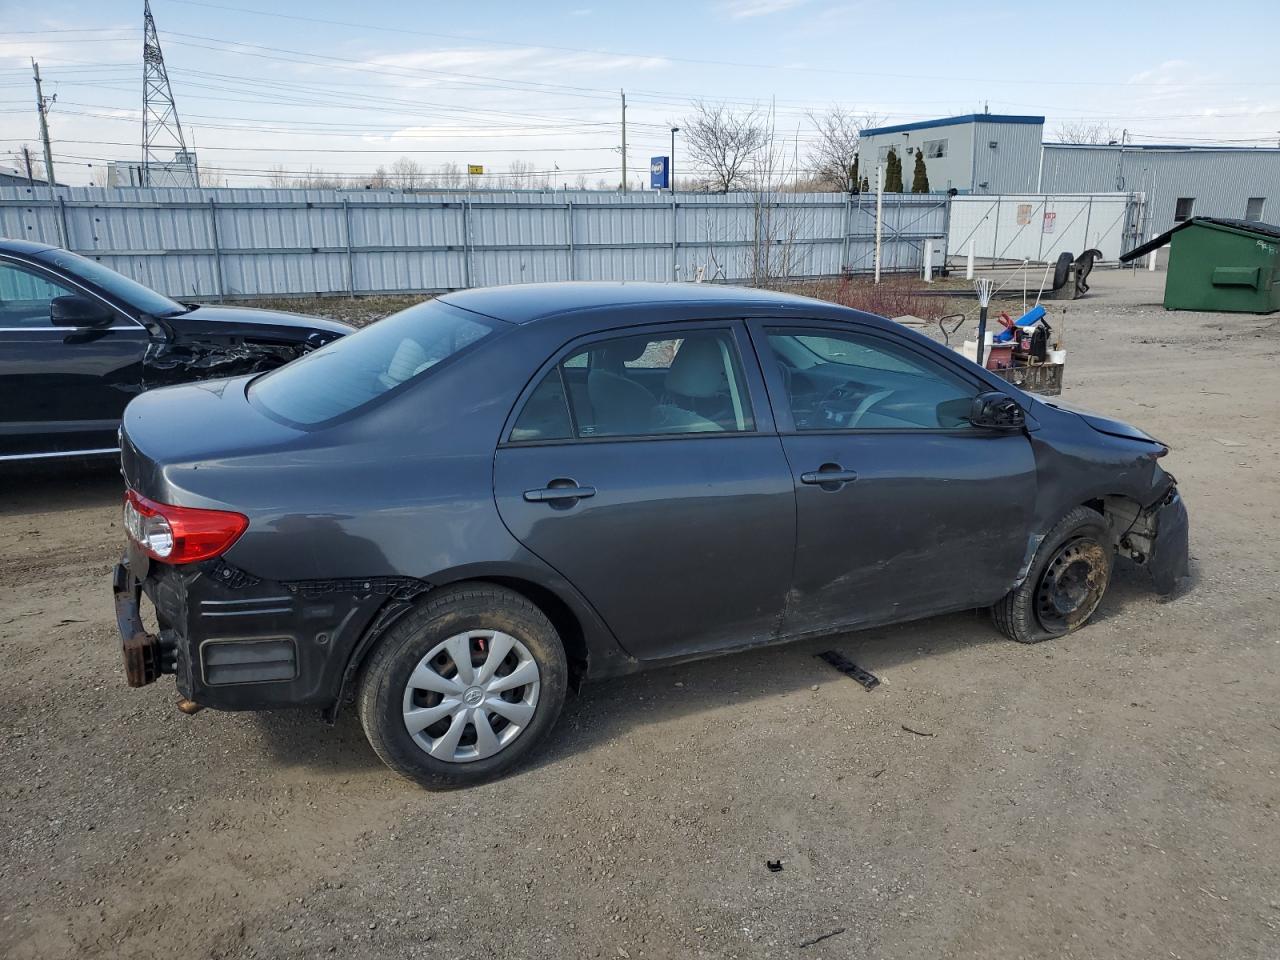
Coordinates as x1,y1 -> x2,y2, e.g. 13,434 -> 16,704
818,382 -> 893,429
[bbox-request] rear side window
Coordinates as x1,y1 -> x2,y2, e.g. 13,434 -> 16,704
249,300 -> 498,426
509,329 -> 754,441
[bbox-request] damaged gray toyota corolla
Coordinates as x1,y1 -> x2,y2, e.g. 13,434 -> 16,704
112,282 -> 1189,788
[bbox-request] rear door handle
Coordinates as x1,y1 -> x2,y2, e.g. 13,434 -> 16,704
523,482 -> 596,503
800,464 -> 858,486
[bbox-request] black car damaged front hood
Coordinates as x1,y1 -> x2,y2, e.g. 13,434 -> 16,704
165,304 -> 353,343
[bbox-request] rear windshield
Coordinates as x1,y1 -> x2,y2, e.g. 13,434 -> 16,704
248,300 -> 499,426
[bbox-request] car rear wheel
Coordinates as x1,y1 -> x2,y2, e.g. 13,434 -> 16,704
357,583 -> 567,789
992,506 -> 1114,644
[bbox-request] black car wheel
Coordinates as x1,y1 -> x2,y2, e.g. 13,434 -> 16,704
992,506 -> 1114,644
357,583 -> 568,789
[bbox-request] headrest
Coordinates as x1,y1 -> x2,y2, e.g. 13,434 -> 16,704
665,336 -> 727,399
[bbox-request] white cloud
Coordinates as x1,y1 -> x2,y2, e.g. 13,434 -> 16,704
718,0 -> 809,19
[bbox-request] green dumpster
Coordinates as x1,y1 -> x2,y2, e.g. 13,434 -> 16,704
1120,217 -> 1280,314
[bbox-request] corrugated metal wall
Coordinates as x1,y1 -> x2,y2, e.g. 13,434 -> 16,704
971,121 -> 1043,194
0,187 -> 949,299
948,193 -> 1140,263
1040,146 -> 1280,235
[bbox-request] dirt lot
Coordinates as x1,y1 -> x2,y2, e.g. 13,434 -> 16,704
2,268 -> 1278,960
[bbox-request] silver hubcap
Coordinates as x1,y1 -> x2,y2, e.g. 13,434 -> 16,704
401,630 -> 541,764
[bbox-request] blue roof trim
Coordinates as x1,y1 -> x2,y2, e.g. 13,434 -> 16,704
861,114 -> 1045,137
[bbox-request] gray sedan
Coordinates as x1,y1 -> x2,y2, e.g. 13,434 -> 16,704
113,283 -> 1188,788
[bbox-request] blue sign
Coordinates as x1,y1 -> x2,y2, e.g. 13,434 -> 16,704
650,156 -> 669,190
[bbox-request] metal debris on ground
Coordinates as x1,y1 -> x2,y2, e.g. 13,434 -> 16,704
799,928 -> 847,949
766,860 -> 783,873
815,651 -> 880,690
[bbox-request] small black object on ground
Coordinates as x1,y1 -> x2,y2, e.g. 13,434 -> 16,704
901,724 -> 936,738
815,650 -> 880,690
766,860 -> 783,873
799,928 -> 846,948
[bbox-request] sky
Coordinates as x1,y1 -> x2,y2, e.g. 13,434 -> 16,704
2,0 -> 1279,187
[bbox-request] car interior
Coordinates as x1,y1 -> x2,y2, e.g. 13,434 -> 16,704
0,264 -> 67,328
510,332 -> 754,441
766,332 -> 975,430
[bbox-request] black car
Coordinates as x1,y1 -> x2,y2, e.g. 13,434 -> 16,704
0,239 -> 352,461
113,282 -> 1189,788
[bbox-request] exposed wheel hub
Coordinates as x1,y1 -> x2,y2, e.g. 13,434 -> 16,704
1035,537 -> 1108,635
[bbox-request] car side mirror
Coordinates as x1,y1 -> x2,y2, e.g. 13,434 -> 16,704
51,294 -> 114,328
969,391 -> 1025,430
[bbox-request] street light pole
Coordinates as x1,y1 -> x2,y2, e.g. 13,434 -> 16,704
670,126 -> 679,194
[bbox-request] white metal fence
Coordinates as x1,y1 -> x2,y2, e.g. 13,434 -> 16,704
0,186 -> 950,300
947,192 -> 1142,264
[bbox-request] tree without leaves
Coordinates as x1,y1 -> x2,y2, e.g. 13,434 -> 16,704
680,99 -> 768,193
266,164 -> 292,189
390,156 -> 425,190
804,107 -> 885,193
1054,121 -> 1124,145
437,162 -> 463,189
368,165 -> 391,189
910,148 -> 930,193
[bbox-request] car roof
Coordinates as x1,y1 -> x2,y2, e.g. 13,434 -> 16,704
438,281 -> 855,325
0,237 -> 60,257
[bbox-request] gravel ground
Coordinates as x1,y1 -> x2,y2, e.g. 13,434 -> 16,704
2,268 -> 1278,960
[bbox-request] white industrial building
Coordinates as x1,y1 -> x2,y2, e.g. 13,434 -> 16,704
859,114 -> 1280,234
106,150 -> 199,188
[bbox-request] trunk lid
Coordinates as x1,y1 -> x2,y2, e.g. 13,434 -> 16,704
121,376 -> 305,505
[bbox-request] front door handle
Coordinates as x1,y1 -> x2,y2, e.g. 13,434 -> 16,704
523,481 -> 596,503
800,464 -> 858,488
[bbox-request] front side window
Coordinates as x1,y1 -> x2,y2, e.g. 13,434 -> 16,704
32,248 -> 185,318
766,328 -> 976,431
0,260 -> 76,328
250,300 -> 497,426
510,329 -> 753,441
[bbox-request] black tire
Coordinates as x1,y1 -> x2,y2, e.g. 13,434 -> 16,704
357,583 -> 568,789
992,506 -> 1114,644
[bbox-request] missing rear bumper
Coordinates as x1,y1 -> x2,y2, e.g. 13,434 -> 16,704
112,561 -> 172,687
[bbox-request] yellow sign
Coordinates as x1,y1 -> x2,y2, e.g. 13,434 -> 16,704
467,164 -> 484,176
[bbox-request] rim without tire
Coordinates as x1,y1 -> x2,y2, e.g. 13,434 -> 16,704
1035,536 -> 1108,635
401,630 -> 540,763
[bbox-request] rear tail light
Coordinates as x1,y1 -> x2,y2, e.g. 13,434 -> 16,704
123,490 -> 248,564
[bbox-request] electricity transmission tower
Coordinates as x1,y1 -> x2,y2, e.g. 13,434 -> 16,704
142,0 -> 193,187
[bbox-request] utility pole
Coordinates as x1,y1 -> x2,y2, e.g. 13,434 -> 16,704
620,89 -> 627,194
32,61 -> 57,189
670,126 -> 679,194
32,60 -> 65,247
21,145 -> 34,186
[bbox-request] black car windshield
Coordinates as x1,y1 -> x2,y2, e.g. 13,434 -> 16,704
248,300 -> 499,426
33,248 -> 186,318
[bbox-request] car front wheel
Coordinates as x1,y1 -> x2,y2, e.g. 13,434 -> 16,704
358,583 -> 568,789
992,506 -> 1114,644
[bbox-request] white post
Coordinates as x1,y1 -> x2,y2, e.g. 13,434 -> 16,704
1147,232 -> 1158,272
923,239 -> 933,282
874,163 -> 884,284
966,238 -> 975,279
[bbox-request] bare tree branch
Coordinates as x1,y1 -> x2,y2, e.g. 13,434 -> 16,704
805,107 -> 885,192
1054,122 -> 1124,145
679,99 -> 768,193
